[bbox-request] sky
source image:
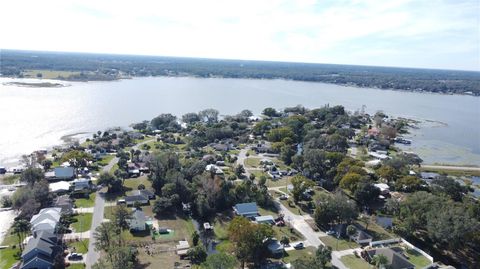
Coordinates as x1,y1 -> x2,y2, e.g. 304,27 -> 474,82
1,0 -> 479,71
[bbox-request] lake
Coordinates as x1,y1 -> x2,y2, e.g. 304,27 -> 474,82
0,76 -> 479,166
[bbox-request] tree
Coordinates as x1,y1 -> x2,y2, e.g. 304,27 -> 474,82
267,127 -> 295,143
203,252 -> 238,269
12,219 -> 30,251
61,150 -> 93,167
431,176 -> 471,202
262,107 -> 278,117
314,193 -> 358,227
199,108 -> 219,123
371,254 -> 389,269
192,231 -> 200,246
114,205 -> 132,232
20,168 -> 43,185
290,175 -> 315,203
395,175 -> 422,192
187,245 -> 207,264
346,225 -> 356,242
131,121 -> 148,131
280,236 -> 290,246
98,173 -> 123,193
151,113 -> 179,130
339,172 -> 363,192
42,159 -> 53,170
182,112 -> 201,124
315,245 -> 332,268
354,182 -> 380,207
235,164 -> 245,177
153,197 -> 175,215
94,222 -> 121,262
375,165 -> 399,182
228,216 -> 274,268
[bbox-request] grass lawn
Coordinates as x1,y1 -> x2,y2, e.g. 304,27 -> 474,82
123,176 -> 152,191
213,216 -> 230,240
136,243 -> 183,269
319,236 -> 359,251
282,246 -> 316,263
67,263 -> 86,269
273,225 -> 304,242
340,254 -> 372,269
266,176 -> 291,188
355,219 -> 394,240
250,170 -> 268,179
0,174 -> 20,185
279,198 -> 311,216
67,239 -> 89,254
404,248 -> 432,268
0,228 -> 21,269
245,157 -> 262,168
74,193 -> 96,208
97,155 -> 114,166
71,213 -> 93,233
110,163 -> 119,173
258,205 -> 280,216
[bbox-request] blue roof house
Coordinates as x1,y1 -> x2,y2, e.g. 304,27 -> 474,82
233,202 -> 259,218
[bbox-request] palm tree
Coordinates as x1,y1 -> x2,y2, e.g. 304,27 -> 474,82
371,254 -> 389,269
12,219 -> 30,251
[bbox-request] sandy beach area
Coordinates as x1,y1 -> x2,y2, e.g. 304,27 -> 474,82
0,209 -> 16,244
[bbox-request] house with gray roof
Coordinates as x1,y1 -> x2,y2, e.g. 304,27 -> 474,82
365,247 -> 415,269
21,231 -> 60,269
45,167 -> 76,181
233,202 -> 259,218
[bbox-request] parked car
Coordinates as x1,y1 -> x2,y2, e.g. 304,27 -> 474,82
326,230 -> 336,236
279,194 -> 288,200
293,242 -> 304,249
68,253 -> 83,260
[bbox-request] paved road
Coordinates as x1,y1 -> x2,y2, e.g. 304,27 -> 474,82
269,186 -> 353,268
421,164 -> 480,171
85,154 -> 119,268
85,190 -> 106,268
236,148 -> 251,177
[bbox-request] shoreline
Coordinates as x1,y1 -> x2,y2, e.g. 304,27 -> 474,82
2,74 -> 479,97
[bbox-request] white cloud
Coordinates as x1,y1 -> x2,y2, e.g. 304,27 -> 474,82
1,0 -> 478,70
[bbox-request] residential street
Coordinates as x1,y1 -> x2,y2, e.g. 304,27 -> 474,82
85,155 -> 118,268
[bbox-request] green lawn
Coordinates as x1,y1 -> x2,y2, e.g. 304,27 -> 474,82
67,263 -> 86,269
110,163 -> 119,173
404,248 -> 432,268
67,239 -> 89,254
258,205 -> 280,216
0,228 -> 21,269
319,236 -> 359,251
273,225 -> 304,242
74,193 -> 96,208
355,218 -> 394,240
123,176 -> 152,191
340,254 -> 372,269
71,213 -> 93,233
283,246 -> 316,263
23,69 -> 80,79
266,176 -> 290,188
245,157 -> 262,168
97,155 -> 114,166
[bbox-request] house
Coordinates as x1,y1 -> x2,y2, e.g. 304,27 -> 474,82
374,183 -> 390,195
129,208 -> 147,231
369,151 -> 390,160
205,164 -> 224,175
53,195 -> 73,215
130,189 -> 156,200
255,215 -> 275,225
350,229 -> 373,244
123,194 -> 149,206
46,167 -> 76,181
30,208 -> 61,234
70,178 -> 92,192
211,143 -> 232,151
253,144 -> 275,154
233,202 -> 259,218
267,239 -> 284,255
48,181 -> 71,194
176,240 -> 190,258
127,163 -> 141,177
21,231 -> 60,269
365,248 -> 415,269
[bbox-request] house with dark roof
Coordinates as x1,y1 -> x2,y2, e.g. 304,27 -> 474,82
350,229 -> 373,244
123,194 -> 149,206
233,202 -> 259,218
21,231 -> 60,269
53,195 -> 73,214
131,189 -> 156,200
365,248 -> 415,269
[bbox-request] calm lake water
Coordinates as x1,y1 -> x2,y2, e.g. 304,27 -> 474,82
0,76 -> 479,166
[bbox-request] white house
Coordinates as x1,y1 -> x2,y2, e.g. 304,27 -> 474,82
30,207 -> 61,234
129,209 -> 146,231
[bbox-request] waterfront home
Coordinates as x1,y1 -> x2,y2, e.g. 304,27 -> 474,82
30,207 -> 61,234
21,231 -> 60,269
53,195 -> 73,215
45,167 -> 76,181
129,208 -> 147,231
233,202 -> 259,218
